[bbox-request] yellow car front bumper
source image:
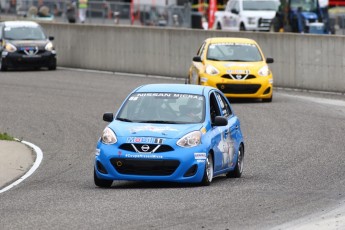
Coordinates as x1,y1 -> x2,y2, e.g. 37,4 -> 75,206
200,75 -> 273,99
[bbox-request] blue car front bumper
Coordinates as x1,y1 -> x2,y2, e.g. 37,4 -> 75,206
94,139 -> 208,183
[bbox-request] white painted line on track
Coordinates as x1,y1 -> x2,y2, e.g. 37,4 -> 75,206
0,140 -> 43,194
271,200 -> 345,230
275,87 -> 345,96
283,94 -> 345,107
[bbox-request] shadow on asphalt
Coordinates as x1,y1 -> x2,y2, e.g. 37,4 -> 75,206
227,98 -> 266,104
93,175 -> 243,189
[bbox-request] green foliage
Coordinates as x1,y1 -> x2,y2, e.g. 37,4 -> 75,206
0,132 -> 14,141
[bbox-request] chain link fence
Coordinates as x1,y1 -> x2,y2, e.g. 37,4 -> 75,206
0,0 -> 203,28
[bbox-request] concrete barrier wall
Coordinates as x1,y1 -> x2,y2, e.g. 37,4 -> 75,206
41,23 -> 345,93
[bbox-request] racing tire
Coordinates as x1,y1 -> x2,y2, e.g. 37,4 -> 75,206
216,23 -> 222,30
270,17 -> 281,32
240,23 -> 246,31
190,71 -> 200,85
0,58 -> 8,71
94,169 -> 113,188
262,95 -> 273,103
185,76 -> 190,84
226,144 -> 244,178
48,64 -> 56,71
201,153 -> 214,186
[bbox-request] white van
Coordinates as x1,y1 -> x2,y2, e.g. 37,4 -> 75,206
213,0 -> 279,31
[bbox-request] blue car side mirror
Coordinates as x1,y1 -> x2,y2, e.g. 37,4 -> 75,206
213,116 -> 228,126
103,113 -> 114,122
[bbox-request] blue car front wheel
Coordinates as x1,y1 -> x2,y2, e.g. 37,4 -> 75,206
94,169 -> 113,188
201,153 -> 214,186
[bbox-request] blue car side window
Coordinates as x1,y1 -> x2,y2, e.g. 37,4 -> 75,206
209,92 -> 222,124
215,92 -> 232,117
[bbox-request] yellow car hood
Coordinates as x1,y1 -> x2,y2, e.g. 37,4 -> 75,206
207,60 -> 266,74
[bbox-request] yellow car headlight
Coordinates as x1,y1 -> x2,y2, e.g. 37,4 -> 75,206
258,65 -> 271,77
205,65 -> 219,75
5,43 -> 17,52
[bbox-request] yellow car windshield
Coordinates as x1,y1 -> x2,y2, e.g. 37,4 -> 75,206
207,43 -> 263,62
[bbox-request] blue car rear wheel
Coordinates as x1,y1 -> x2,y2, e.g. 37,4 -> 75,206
227,144 -> 244,178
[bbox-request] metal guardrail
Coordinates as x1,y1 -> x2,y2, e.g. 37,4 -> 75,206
0,0 -> 195,28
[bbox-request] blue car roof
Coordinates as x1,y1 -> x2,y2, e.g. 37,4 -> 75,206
134,84 -> 213,95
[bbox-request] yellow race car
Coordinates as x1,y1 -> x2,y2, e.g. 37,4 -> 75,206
188,37 -> 274,102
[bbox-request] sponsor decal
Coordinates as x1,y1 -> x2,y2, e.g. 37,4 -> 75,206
217,129 -> 235,168
126,137 -> 164,144
194,152 -> 206,160
118,150 -> 122,156
129,96 -> 138,101
200,77 -> 208,83
210,43 -> 256,47
130,126 -> 178,133
135,93 -> 203,100
224,63 -> 254,67
125,154 -> 163,159
197,159 -> 206,163
227,70 -> 249,74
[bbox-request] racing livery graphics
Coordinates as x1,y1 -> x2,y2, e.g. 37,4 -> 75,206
94,84 -> 244,187
188,37 -> 274,102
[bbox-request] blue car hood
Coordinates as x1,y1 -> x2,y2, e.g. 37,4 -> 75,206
108,121 -> 203,139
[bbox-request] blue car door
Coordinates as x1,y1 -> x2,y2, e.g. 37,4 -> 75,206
214,92 -> 239,171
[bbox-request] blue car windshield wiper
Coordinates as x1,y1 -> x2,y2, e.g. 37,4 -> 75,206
117,118 -> 132,122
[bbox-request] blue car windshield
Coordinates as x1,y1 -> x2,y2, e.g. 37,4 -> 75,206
117,93 -> 205,124
207,43 -> 263,62
3,26 -> 46,40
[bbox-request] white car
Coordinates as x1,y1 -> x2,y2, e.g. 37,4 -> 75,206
213,0 -> 279,31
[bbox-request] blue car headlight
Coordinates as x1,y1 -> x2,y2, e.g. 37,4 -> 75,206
101,127 -> 117,144
177,131 -> 201,148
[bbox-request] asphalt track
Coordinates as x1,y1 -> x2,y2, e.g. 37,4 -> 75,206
1,68 -> 345,230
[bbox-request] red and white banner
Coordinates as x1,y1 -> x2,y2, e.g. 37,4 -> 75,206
208,0 -> 217,29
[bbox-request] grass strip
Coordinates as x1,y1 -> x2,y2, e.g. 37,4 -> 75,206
0,132 -> 14,141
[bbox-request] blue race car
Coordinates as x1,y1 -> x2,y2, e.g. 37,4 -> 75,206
94,84 -> 244,187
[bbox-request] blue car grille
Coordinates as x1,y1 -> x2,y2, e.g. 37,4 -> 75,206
110,158 -> 180,176
119,144 -> 174,153
216,84 -> 261,94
